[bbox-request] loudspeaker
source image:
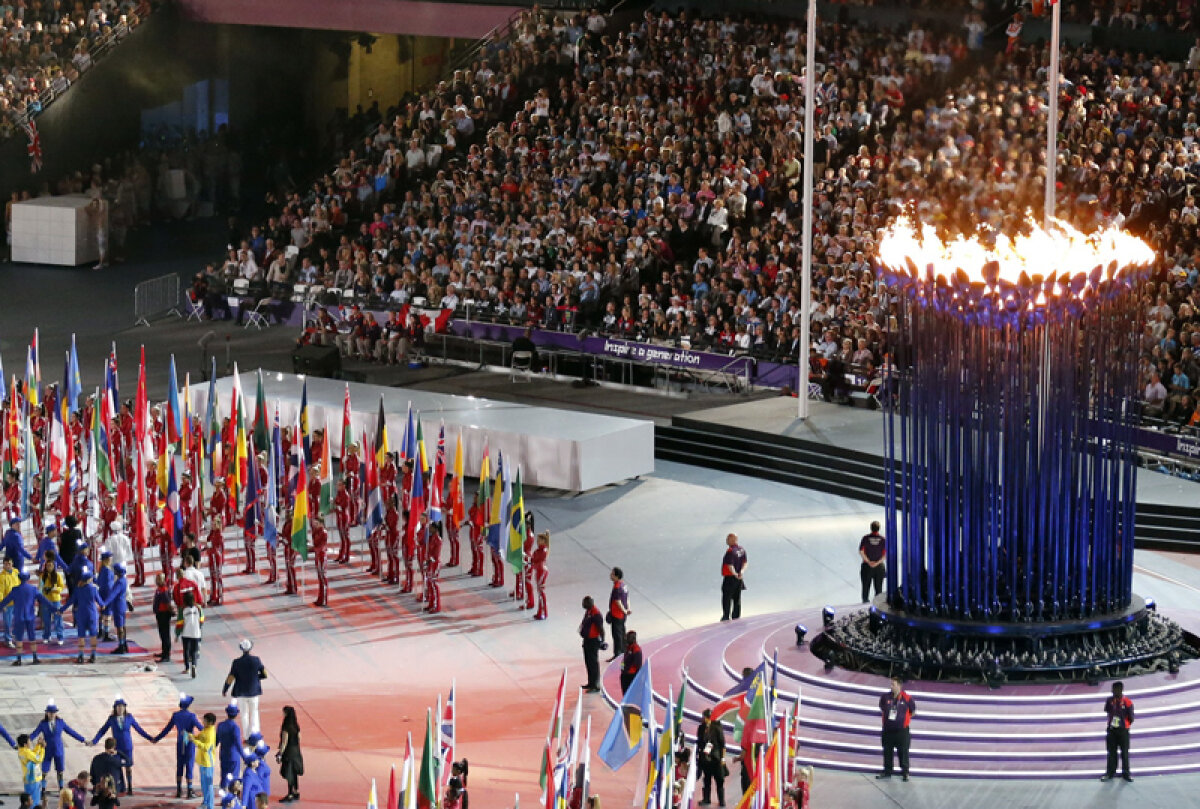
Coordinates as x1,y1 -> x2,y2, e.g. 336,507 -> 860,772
292,345 -> 341,378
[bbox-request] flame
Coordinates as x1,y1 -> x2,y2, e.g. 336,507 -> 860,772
876,217 -> 1155,295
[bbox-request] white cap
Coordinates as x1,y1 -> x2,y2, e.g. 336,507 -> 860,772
44,518 -> 57,529
238,638 -> 253,652
109,519 -> 123,532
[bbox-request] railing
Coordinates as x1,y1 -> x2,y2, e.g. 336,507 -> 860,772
134,273 -> 183,326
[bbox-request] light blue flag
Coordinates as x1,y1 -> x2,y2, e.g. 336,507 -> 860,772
597,659 -> 653,771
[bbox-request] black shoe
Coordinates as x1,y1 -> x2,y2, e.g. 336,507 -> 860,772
30,654 -> 39,665
1122,774 -> 1133,783
177,786 -> 183,799
88,653 -> 96,663
876,773 -> 892,780
187,787 -> 195,799
1100,775 -> 1113,782
76,654 -> 84,664
902,774 -> 909,782
11,658 -> 20,666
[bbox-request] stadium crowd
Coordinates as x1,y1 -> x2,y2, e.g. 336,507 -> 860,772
0,0 -> 155,139
188,4 -> 1200,426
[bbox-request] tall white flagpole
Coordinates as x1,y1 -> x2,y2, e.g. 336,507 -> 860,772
1044,0 -> 1061,227
798,0 -> 817,419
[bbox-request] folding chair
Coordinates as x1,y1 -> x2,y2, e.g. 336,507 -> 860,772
243,298 -> 271,330
511,351 -> 533,382
185,291 -> 205,322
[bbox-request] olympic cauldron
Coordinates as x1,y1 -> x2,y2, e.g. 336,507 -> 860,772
815,219 -> 1194,681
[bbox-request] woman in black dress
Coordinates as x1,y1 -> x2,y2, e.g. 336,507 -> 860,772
276,706 -> 304,803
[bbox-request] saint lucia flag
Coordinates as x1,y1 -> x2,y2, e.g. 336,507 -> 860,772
598,659 -> 653,771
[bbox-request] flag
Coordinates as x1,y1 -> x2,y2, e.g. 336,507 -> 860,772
231,364 -> 248,504
340,383 -> 353,465
486,463 -> 504,552
264,419 -> 279,551
434,694 -> 444,791
291,458 -> 309,560
164,455 -> 183,548
711,664 -> 763,724
401,733 -> 415,809
387,765 -> 398,809
403,405 -> 416,464
639,697 -> 660,809
66,335 -> 81,416
417,708 -> 437,809
299,379 -> 311,464
244,438 -> 261,536
204,360 -> 220,485
182,372 -> 193,463
320,413 -> 334,514
440,682 -> 456,784
253,370 -> 270,453
376,397 -> 390,470
24,345 -> 38,408
577,716 -> 592,809
416,418 -> 428,474
364,431 -> 383,538
166,355 -> 182,445
598,659 -> 653,771
428,457 -> 444,525
22,120 -> 41,174
679,735 -> 698,809
739,675 -> 769,747
769,648 -> 779,707
449,430 -> 465,526
434,424 -> 446,493
507,468 -> 525,569
367,778 -> 379,809
565,688 -> 583,781
541,669 -> 567,798
405,463 -> 425,549
674,675 -> 688,742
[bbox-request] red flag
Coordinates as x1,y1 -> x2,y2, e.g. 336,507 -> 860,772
386,764 -> 398,809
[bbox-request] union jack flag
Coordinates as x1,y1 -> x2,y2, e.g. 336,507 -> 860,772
22,120 -> 42,174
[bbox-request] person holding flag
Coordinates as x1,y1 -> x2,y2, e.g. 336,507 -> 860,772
206,517 -> 225,607
333,478 -> 353,564
286,459 -> 310,597
424,521 -> 442,613
311,516 -> 329,608
531,531 -> 550,621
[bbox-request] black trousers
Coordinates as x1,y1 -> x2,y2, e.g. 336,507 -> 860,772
700,760 -> 725,805
156,611 -> 172,658
721,577 -> 742,621
182,637 -> 200,669
610,617 -> 627,656
881,727 -> 910,775
861,562 -> 885,603
582,638 -> 602,688
1106,727 -> 1130,776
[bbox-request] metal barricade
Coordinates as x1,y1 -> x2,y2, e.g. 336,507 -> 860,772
133,273 -> 183,327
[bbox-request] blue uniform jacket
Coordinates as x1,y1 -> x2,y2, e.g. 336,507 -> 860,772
0,581 -> 57,622
61,582 -> 102,622
96,564 -> 113,602
215,718 -> 243,775
30,717 -> 87,757
35,536 -> 64,566
68,553 -> 90,582
1,529 -> 32,570
154,709 -> 202,753
102,576 -> 129,618
0,721 -> 15,749
242,758 -> 270,808
92,713 -> 154,752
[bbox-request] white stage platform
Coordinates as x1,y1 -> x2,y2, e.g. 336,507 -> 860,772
10,194 -> 102,265
191,371 -> 654,492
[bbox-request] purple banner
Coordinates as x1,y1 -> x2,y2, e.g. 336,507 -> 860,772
1135,427 -> 1200,462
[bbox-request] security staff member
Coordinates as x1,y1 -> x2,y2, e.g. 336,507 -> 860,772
859,521 -> 886,603
1101,681 -> 1134,782
607,567 -> 631,661
720,533 -> 747,621
877,677 -> 915,781
619,631 -> 642,696
578,596 -> 605,693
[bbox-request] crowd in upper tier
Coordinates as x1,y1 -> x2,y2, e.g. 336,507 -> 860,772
0,0 -> 155,139
188,4 -> 1199,426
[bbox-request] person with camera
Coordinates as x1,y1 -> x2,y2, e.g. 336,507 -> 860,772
696,709 -> 727,807
578,596 -> 606,693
